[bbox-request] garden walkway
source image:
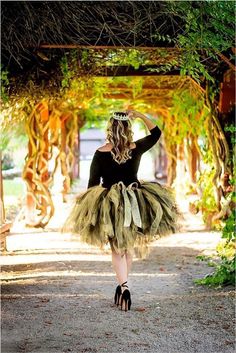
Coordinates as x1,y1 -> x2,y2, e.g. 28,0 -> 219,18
1,195 -> 235,353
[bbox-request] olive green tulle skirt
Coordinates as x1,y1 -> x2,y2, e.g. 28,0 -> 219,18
62,181 -> 178,258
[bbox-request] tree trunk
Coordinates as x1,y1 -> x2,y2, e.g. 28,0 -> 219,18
175,142 -> 186,190
61,118 -> 70,203
187,134 -> 200,184
166,144 -> 177,186
0,150 -> 6,225
25,141 -> 36,224
77,128 -> 80,179
205,82 -> 232,216
71,127 -> 80,180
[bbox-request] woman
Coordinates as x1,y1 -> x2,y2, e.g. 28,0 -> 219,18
63,110 -> 178,311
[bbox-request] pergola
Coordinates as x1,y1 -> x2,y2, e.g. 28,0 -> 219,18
1,1 -> 235,231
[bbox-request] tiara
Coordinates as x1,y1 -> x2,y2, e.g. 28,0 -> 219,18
112,112 -> 129,121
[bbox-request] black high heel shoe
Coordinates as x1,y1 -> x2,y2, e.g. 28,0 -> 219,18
120,281 -> 131,311
114,284 -> 122,306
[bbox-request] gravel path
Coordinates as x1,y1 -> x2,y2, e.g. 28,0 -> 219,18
1,207 -> 235,353
1,234 -> 235,353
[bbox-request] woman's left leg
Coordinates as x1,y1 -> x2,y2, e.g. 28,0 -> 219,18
111,250 -> 132,311
111,250 -> 133,284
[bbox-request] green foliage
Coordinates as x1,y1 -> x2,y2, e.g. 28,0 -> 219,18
60,55 -> 74,89
222,210 -> 236,242
196,167 -> 218,225
106,49 -> 147,69
1,121 -> 28,169
149,1 -> 235,82
169,89 -> 207,143
1,66 -> 9,102
179,50 -> 215,83
59,73 -> 148,125
225,124 -> 236,146
196,255 -> 216,267
196,209 -> 235,288
152,33 -> 173,44
2,153 -> 14,170
0,98 -> 32,150
0,133 -> 11,151
195,255 -> 235,287
197,121 -> 236,230
195,128 -> 236,287
221,171 -> 236,243
147,57 -> 179,74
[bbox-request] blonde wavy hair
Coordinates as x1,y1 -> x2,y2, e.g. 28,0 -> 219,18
106,114 -> 134,164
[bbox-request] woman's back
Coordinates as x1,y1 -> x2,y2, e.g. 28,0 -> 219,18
88,125 -> 161,188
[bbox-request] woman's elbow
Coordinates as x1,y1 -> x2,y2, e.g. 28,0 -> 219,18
156,128 -> 162,141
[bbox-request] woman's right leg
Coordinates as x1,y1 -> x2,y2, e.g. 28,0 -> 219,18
111,250 -> 128,285
125,251 -> 133,276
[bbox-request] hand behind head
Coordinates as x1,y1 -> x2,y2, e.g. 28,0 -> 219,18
126,110 -> 136,120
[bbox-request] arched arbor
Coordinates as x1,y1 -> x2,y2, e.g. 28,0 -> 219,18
1,0 -> 235,231
1,68 -> 234,229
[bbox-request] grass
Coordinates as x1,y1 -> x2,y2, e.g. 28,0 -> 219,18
3,179 -> 25,198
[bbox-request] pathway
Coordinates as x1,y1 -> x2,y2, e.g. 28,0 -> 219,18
1,196 -> 235,353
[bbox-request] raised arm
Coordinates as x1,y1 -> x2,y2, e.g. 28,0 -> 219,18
127,110 -> 161,152
128,110 -> 157,130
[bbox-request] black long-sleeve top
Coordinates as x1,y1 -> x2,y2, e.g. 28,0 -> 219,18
88,125 -> 161,189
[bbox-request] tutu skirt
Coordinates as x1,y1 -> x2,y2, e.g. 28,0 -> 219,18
62,181 -> 178,257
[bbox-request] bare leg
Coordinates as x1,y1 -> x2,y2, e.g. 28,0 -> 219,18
111,250 -> 133,283
112,250 -> 133,311
125,251 -> 133,276
111,251 -> 128,285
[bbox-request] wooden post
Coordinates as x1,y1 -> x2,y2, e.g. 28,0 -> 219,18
0,150 -> 5,225
25,141 -> 36,224
40,129 -> 49,209
218,69 -> 235,113
77,128 -> 80,179
189,135 -> 199,184
72,127 -> 80,179
60,118 -> 69,202
166,144 -> 177,186
176,142 -> 185,185
0,150 -> 12,251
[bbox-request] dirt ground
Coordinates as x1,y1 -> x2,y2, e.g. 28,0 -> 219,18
1,202 -> 235,353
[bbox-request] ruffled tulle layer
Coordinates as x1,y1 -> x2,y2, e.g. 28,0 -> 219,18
62,181 -> 178,257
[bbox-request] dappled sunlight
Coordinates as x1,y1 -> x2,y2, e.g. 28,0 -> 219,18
1,270 -> 178,282
1,293 -> 103,299
1,291 -> 233,301
0,252 -> 112,266
152,232 -> 221,250
5,231 -> 91,252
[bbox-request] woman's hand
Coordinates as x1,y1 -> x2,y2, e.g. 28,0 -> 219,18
126,110 -> 144,120
126,110 -> 156,130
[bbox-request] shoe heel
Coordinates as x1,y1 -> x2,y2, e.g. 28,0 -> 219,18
114,285 -> 121,306
120,287 -> 131,311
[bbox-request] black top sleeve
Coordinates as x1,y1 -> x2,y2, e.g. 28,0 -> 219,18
135,126 -> 161,153
87,152 -> 101,188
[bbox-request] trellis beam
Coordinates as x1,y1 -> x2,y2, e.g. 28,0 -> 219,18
93,66 -> 180,77
38,44 -> 178,51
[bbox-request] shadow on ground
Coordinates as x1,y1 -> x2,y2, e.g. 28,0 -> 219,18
1,236 -> 235,353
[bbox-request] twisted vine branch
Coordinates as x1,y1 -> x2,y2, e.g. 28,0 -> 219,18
22,100 -> 78,227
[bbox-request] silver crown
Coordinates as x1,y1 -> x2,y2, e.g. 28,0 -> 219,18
112,112 -> 129,121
